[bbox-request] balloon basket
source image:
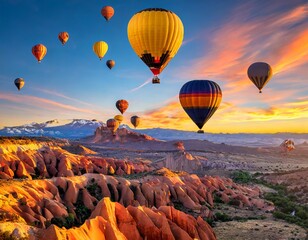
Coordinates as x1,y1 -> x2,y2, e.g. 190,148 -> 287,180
197,130 -> 204,134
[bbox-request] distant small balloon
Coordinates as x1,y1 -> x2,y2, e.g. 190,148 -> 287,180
101,6 -> 114,21
32,44 -> 47,62
116,99 -> 129,114
247,62 -> 273,93
93,41 -> 108,60
114,115 -> 124,124
106,60 -> 115,69
106,118 -> 119,136
58,32 -> 69,45
130,115 -> 140,128
14,78 -> 25,91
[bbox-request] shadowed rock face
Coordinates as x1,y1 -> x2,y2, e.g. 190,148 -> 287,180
39,197 -> 217,240
0,142 -> 151,180
0,172 -> 273,232
89,126 -> 158,143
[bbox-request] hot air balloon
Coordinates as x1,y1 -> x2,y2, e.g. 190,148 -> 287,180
106,60 -> 115,69
93,41 -> 108,60
247,62 -> 273,93
14,78 -> 25,91
32,44 -> 47,62
106,118 -> 119,136
116,99 -> 129,114
58,32 -> 69,45
127,8 -> 184,84
179,80 -> 222,133
114,115 -> 124,124
101,6 -> 114,21
130,116 -> 140,128
280,139 -> 295,153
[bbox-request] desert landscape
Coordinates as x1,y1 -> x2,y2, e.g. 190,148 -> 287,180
0,127 -> 307,239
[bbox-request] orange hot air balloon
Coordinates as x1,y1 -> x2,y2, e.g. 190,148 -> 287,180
106,118 -> 119,136
116,99 -> 129,114
58,32 -> 69,45
32,44 -> 47,62
101,6 -> 114,21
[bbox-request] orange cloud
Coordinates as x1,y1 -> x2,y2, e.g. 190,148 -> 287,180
0,93 -> 100,115
139,96 -> 308,133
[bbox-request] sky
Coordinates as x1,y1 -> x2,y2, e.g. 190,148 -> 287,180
0,0 -> 307,133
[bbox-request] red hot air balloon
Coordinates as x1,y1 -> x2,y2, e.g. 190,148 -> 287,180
116,100 -> 129,114
101,6 -> 114,21
179,80 -> 222,133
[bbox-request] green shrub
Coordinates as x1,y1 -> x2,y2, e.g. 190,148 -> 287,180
231,171 -> 252,183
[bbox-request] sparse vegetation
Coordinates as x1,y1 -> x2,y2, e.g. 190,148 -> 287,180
86,180 -> 102,200
46,213 -> 75,229
231,170 -> 308,228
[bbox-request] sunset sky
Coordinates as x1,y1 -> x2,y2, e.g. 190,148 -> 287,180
0,0 -> 307,133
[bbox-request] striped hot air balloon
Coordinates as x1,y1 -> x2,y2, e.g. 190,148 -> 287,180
179,80 -> 222,133
247,62 -> 273,93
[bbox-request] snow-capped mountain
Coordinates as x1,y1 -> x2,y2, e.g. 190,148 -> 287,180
0,119 -> 103,139
1,120 -> 307,147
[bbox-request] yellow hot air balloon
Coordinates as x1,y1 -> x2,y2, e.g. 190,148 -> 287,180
114,115 -> 124,124
127,8 -> 184,84
93,41 -> 108,60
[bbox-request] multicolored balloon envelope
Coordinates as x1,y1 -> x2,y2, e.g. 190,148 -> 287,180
179,80 -> 222,133
130,115 -> 140,128
58,32 -> 69,45
247,62 -> 273,93
116,99 -> 129,114
106,60 -> 115,69
14,78 -> 25,91
127,8 -> 184,83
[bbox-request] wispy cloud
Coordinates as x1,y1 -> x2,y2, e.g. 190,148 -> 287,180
129,78 -> 151,92
0,92 -> 100,115
31,87 -> 95,107
182,2 -> 308,94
